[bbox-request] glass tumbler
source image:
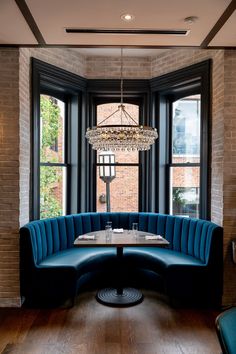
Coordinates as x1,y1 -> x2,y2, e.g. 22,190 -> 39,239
105,225 -> 112,242
106,221 -> 112,230
132,223 -> 139,238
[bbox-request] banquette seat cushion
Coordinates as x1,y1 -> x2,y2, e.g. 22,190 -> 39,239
20,212 -> 223,306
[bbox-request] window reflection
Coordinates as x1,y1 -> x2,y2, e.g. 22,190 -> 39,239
170,95 -> 201,218
39,95 -> 67,219
172,95 -> 200,163
96,103 -> 139,212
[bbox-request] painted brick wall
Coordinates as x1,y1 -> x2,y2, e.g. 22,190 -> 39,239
86,55 -> 151,78
0,49 -> 21,307
222,50 -> 236,305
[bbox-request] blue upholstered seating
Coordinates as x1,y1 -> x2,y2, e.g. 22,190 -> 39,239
216,308 -> 236,354
20,212 -> 223,306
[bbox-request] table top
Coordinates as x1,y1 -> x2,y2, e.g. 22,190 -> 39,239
74,230 -> 169,248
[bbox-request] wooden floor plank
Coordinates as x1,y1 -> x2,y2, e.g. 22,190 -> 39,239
0,290 -> 222,354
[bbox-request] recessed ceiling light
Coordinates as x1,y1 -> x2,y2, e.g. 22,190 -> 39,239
121,13 -> 135,22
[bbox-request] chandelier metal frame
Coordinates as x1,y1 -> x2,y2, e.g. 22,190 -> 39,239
86,48 -> 158,151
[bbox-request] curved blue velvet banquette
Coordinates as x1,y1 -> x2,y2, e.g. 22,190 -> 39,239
20,212 -> 223,306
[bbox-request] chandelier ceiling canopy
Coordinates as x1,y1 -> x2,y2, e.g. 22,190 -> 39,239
85,49 -> 158,151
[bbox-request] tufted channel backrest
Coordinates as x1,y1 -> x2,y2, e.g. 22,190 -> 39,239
20,212 -> 222,267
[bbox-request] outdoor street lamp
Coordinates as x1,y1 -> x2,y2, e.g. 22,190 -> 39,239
99,151 -> 116,212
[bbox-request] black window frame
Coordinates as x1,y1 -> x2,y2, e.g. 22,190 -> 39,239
31,58 -> 87,220
94,96 -> 141,213
150,60 -> 211,219
39,91 -> 69,219
167,92 -> 201,218
86,79 -> 151,212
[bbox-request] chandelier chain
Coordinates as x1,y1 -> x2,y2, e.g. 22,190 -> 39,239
120,47 -> 124,124
120,48 -> 123,106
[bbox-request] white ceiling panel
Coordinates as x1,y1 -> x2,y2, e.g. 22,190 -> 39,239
0,0 -> 37,44
209,10 -> 236,47
25,0 -> 231,46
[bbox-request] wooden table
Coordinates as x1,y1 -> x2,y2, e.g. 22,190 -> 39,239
74,230 -> 169,307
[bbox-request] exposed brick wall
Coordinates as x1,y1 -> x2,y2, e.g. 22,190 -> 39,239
19,49 -> 31,227
86,55 -> 151,79
222,50 -> 236,305
18,47 -> 87,228
0,48 -> 21,307
26,48 -> 86,77
211,51 -> 225,226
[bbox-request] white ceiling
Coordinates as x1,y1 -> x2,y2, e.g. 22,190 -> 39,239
0,0 -> 235,55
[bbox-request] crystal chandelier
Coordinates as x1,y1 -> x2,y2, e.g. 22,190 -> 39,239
86,49 -> 158,151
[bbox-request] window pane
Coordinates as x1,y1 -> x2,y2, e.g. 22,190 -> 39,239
97,166 -> 138,212
40,166 -> 66,219
96,103 -> 139,213
97,103 -> 139,163
170,166 -> 200,218
40,95 -> 65,163
172,95 -> 200,163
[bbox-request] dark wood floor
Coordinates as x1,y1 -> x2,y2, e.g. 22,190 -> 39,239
0,290 -> 221,354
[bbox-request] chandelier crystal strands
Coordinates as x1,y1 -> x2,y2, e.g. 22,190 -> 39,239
85,49 -> 158,151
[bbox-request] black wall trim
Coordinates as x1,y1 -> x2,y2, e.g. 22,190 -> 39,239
32,58 -> 87,91
87,79 -> 150,93
150,60 -> 210,90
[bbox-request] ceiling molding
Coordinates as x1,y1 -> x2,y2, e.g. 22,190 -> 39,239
14,0 -> 46,44
201,0 -> 236,48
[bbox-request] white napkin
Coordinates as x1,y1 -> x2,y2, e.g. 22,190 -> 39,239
145,235 -> 163,240
113,228 -> 124,233
78,235 -> 95,240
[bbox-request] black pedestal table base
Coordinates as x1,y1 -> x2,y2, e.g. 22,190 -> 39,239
96,287 -> 143,307
96,246 -> 144,307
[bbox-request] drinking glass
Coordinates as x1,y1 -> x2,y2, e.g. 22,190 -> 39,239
106,221 -> 112,230
105,224 -> 112,242
132,223 -> 138,238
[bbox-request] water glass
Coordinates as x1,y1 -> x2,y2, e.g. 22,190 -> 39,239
132,223 -> 138,238
105,225 -> 112,242
106,221 -> 112,230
